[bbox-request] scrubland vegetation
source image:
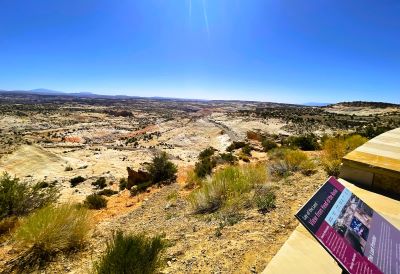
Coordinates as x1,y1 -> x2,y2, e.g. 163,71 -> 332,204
84,194 -> 108,209
0,95 -> 394,273
189,164 -> 269,214
14,204 -> 90,266
93,231 -> 166,274
321,134 -> 367,176
146,152 -> 177,184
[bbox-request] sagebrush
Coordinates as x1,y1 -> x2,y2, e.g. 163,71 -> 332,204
93,231 -> 165,274
0,172 -> 58,219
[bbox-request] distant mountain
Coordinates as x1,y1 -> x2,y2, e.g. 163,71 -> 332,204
302,102 -> 331,107
29,88 -> 65,95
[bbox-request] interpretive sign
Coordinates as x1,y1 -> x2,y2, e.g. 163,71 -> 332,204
296,176 -> 400,274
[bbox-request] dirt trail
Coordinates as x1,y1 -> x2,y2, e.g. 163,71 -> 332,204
207,118 -> 240,142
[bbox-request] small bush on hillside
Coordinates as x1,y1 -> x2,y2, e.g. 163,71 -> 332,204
184,169 -> 202,190
119,178 -> 127,190
194,157 -> 216,178
218,153 -> 238,164
241,144 -> 252,156
65,165 -> 73,171
238,154 -> 250,162
84,194 -> 107,209
268,149 -> 315,178
268,160 -> 290,178
284,134 -> 320,151
321,134 -> 367,177
268,147 -> 290,160
97,189 -> 118,196
14,204 -> 90,266
189,164 -> 267,214
345,135 -> 368,151
261,138 -> 278,152
70,176 -> 86,187
199,147 -> 216,160
129,181 -> 153,196
33,181 -> 55,190
0,173 -> 58,219
299,160 -> 317,176
226,141 -> 246,152
146,152 -> 177,184
323,159 -> 342,177
254,187 -> 276,214
93,231 -> 166,274
284,150 -> 309,171
92,177 -> 107,189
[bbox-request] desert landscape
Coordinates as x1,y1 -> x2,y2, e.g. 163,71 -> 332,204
0,92 -> 399,273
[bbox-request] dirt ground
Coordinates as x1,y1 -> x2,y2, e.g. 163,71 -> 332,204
0,166 -> 326,274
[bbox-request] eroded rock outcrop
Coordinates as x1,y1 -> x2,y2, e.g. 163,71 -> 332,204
126,167 -> 151,189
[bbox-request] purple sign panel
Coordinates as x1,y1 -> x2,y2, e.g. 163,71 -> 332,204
296,177 -> 400,274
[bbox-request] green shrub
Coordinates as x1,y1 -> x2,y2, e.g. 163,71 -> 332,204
146,152 -> 177,184
268,160 -> 290,178
33,181 -> 50,189
238,154 -> 250,162
84,194 -> 107,209
0,173 -> 58,219
70,176 -> 86,187
284,134 -> 320,151
199,147 -> 216,160
93,231 -> 166,274
321,134 -> 367,176
218,153 -> 237,164
284,150 -> 309,171
226,141 -> 246,152
92,177 -> 107,189
194,157 -> 216,178
119,178 -> 127,190
261,139 -> 278,152
322,159 -> 342,177
14,204 -> 90,266
97,189 -> 118,196
268,149 -> 315,178
268,147 -> 290,160
254,187 -> 276,214
189,164 -> 267,214
299,160 -> 317,176
129,181 -> 153,196
241,144 -> 252,156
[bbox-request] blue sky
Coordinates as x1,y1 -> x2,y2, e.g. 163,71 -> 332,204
0,0 -> 399,103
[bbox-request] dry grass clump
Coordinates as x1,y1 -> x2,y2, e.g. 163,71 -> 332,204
14,204 -> 91,266
189,164 -> 268,214
321,134 -> 367,176
93,231 -> 166,274
268,148 -> 316,178
184,168 -> 202,189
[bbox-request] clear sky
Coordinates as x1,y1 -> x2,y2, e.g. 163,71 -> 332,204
0,0 -> 399,103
